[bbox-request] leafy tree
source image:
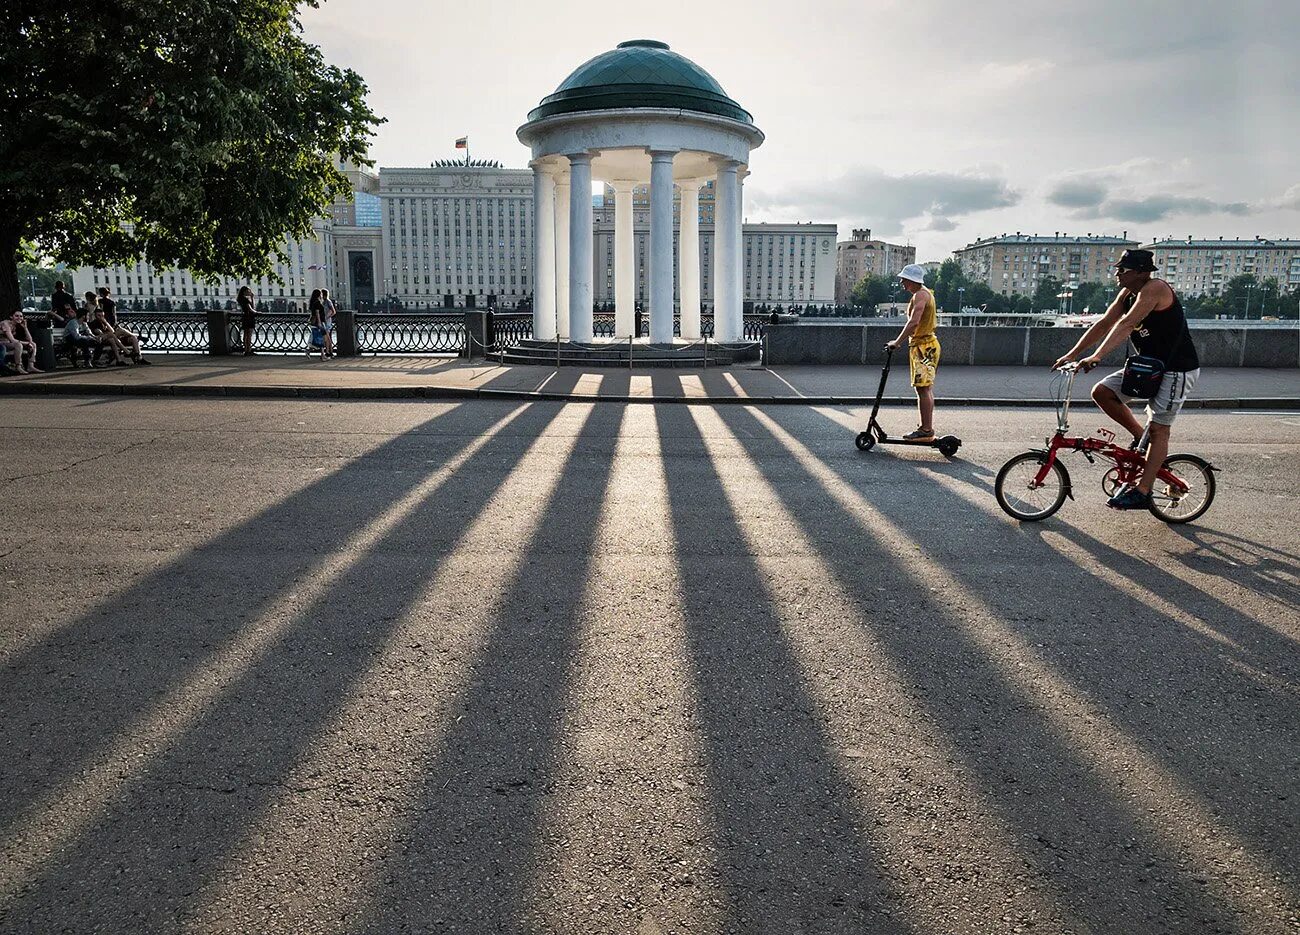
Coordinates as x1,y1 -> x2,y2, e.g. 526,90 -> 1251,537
0,0 -> 381,314
1032,276 -> 1065,313
1220,273 -> 1257,318
177,299 -> 191,312
144,298 -> 157,311
17,263 -> 73,301
1069,281 -> 1109,315
849,273 -> 893,313
925,259 -> 967,310
156,296 -> 173,312
1278,288 -> 1299,320
1014,295 -> 1033,315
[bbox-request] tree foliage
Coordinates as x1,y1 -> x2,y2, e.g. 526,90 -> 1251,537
0,0 -> 381,312
849,273 -> 895,313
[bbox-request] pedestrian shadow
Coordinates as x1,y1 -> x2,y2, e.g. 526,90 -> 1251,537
768,404 -> 1300,924
653,404 -> 917,934
0,401 -> 569,929
348,402 -> 627,933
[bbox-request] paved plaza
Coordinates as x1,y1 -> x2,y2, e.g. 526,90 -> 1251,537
1,397 -> 1298,934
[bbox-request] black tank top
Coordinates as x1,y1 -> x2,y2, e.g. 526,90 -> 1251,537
1125,281 -> 1199,372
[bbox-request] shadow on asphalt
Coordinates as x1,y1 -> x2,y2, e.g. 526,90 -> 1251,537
1168,526 -> 1300,614
350,402 -> 629,932
0,400 -> 577,930
774,405 -> 1298,929
653,404 -> 915,934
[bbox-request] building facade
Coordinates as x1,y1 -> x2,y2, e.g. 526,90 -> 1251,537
954,233 -> 1138,295
1141,237 -> 1300,296
834,229 -> 915,302
76,220 -> 334,312
78,159 -> 835,314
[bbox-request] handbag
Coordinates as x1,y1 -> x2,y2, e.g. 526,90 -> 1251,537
309,326 -> 325,349
1120,354 -> 1165,399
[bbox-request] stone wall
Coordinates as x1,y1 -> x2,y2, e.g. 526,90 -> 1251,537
764,321 -> 1300,367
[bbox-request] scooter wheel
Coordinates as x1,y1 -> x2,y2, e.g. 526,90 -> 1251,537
937,436 -> 961,458
855,431 -> 875,451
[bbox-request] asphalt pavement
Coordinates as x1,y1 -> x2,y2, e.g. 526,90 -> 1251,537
1,397 -> 1298,934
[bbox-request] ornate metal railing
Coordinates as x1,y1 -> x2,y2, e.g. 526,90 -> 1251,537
227,313 -> 317,354
357,314 -> 465,354
117,313 -> 210,352
489,313 -> 533,351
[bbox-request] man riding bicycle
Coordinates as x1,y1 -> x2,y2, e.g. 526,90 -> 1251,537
1052,248 -> 1201,511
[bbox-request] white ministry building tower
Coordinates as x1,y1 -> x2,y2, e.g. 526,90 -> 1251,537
518,39 -> 763,344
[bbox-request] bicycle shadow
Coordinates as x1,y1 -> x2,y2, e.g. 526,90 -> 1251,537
1167,527 -> 1300,614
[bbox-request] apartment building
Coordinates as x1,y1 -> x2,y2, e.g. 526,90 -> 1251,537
954,233 -> 1138,295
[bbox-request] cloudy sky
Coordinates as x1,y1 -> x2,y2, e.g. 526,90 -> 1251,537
301,0 -> 1299,261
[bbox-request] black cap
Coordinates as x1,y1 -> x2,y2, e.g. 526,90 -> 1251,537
1114,248 -> 1157,272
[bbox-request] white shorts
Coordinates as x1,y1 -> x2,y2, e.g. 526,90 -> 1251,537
1096,368 -> 1200,425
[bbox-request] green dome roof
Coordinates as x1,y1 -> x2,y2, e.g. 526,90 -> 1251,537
527,40 -> 753,125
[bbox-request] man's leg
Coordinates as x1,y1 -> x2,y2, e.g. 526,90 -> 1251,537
1137,423 -> 1171,493
917,386 -> 935,433
1091,383 -> 1144,441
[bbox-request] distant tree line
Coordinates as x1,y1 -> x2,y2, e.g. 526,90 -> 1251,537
847,259 -> 1298,319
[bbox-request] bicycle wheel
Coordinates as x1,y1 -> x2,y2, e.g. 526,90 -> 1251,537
995,452 -> 1069,521
1148,454 -> 1215,524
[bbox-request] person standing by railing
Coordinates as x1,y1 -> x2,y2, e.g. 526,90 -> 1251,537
308,289 -> 327,360
238,286 -> 257,356
321,288 -> 337,358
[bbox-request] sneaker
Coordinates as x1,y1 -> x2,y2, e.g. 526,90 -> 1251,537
136,357 -> 152,366
903,427 -> 935,441
1107,488 -> 1152,511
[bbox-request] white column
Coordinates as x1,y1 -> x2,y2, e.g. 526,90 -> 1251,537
733,168 -> 748,341
612,180 -> 636,338
678,180 -> 702,340
554,172 -> 571,339
648,149 -> 677,344
531,163 -> 557,341
713,160 -> 740,342
567,152 -> 594,343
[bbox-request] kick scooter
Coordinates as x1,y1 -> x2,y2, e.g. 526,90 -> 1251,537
854,345 -> 962,458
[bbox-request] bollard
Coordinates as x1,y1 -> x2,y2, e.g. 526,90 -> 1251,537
463,310 -> 489,360
30,316 -> 55,371
336,309 -> 358,356
206,309 -> 230,355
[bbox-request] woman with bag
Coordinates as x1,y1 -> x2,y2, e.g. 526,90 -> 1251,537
308,289 -> 327,360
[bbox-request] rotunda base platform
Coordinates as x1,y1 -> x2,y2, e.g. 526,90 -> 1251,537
491,338 -> 760,368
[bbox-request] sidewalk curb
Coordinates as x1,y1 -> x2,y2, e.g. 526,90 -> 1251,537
2,379 -> 1298,408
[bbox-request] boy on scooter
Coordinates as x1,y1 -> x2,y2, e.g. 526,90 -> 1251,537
885,264 -> 942,441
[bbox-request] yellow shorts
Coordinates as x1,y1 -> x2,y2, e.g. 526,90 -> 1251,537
908,335 -> 941,388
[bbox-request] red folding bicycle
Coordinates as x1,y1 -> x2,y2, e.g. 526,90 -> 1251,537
994,363 -> 1217,523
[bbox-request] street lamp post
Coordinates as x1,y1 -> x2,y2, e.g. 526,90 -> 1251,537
957,286 -> 965,313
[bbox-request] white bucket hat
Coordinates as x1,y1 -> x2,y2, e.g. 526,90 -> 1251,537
898,263 -> 928,284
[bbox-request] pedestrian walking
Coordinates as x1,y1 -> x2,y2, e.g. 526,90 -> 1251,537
321,288 -> 337,358
308,289 -> 327,360
238,286 -> 257,355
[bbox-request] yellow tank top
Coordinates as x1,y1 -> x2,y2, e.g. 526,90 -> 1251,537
909,289 -> 937,343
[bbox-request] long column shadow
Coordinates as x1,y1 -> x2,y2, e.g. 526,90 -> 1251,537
349,402 -> 627,933
0,401 -> 571,932
851,413 -> 1300,882
761,404 -> 1297,928
653,404 -> 917,934
0,402 -> 497,837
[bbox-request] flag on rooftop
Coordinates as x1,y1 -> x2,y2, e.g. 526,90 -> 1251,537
455,136 -> 468,149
